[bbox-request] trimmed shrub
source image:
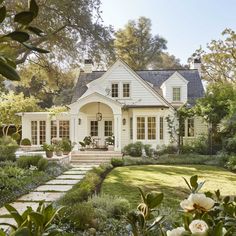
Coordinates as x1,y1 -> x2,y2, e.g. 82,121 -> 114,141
16,155 -> 43,169
226,156 -> 236,171
123,142 -> 143,157
88,194 -> 130,219
37,158 -> 48,171
144,144 -> 154,157
156,145 -> 178,155
0,136 -> 18,161
111,158 -> 124,167
20,138 -> 31,146
11,133 -> 21,143
224,135 -> 236,154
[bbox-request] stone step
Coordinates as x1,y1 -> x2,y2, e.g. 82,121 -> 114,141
35,185 -> 73,192
16,192 -> 64,202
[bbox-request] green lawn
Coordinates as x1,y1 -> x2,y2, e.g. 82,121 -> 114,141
101,165 -> 236,210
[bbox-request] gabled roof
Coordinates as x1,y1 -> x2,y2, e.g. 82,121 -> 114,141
71,67 -> 204,105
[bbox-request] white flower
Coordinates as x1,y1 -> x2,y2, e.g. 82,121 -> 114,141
189,220 -> 208,235
166,227 -> 185,236
180,193 -> 215,212
222,227 -> 227,235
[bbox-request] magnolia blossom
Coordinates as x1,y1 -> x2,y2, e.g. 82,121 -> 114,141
189,220 -> 209,235
166,227 -> 186,236
180,193 -> 215,212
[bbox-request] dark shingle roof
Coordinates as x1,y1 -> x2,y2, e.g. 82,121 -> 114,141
71,69 -> 204,105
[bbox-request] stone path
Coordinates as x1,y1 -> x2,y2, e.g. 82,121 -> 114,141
0,164 -> 98,229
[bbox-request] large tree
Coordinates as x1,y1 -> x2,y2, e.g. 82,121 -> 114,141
114,17 -> 167,70
2,0 -> 113,69
15,56 -> 76,108
191,28 -> 236,83
0,92 -> 40,136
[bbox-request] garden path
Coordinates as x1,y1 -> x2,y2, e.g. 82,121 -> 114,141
0,164 -> 98,229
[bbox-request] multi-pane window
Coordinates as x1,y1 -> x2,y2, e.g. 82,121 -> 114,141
160,117 -> 164,140
123,83 -> 130,97
148,117 -> 156,140
59,121 -> 70,139
51,120 -> 57,140
90,121 -> 98,136
104,121 -> 112,136
31,121 -> 37,145
137,117 -> 145,140
39,121 -> 46,145
173,87 -> 181,101
187,118 -> 194,137
130,117 -> 133,139
111,83 -> 119,97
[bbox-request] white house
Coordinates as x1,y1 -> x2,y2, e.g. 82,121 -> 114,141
19,59 -> 207,152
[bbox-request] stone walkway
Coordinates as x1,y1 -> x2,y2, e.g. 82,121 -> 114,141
0,164 -> 98,229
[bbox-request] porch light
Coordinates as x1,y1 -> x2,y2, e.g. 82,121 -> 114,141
122,118 -> 126,125
96,102 -> 102,121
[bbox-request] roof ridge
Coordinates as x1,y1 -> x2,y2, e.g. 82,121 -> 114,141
88,69 -> 198,73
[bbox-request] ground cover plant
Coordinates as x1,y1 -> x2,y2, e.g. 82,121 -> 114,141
0,160 -> 68,207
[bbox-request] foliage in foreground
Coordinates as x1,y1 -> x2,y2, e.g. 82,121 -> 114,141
127,175 -> 236,236
0,202 -> 63,236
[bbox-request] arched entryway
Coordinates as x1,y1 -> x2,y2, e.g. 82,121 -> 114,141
69,93 -> 122,151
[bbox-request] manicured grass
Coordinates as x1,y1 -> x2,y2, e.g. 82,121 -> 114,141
101,165 -> 236,210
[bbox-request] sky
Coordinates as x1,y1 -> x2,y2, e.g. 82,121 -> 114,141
100,0 -> 236,64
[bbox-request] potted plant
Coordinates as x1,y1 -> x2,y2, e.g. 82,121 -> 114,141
105,136 -> 115,151
42,143 -> 54,158
83,136 -> 92,148
79,141 -> 86,151
61,138 -> 73,155
51,138 -> 63,156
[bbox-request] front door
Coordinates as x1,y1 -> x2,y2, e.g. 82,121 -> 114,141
89,119 -> 113,147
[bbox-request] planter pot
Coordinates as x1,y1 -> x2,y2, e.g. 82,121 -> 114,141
108,145 -> 114,151
55,151 -> 63,156
46,151 -> 53,158
63,151 -> 70,155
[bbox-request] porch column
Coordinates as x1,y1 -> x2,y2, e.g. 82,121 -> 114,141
45,116 -> 51,144
70,113 -> 78,150
114,113 -> 122,152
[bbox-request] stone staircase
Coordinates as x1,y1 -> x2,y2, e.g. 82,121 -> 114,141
71,151 -> 123,165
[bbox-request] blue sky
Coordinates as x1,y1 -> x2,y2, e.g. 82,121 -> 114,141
100,0 -> 236,64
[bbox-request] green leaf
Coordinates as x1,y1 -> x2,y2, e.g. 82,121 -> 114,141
14,227 -> 31,236
29,0 -> 39,17
6,31 -> 29,43
137,187 -> 147,204
29,212 -> 44,227
183,177 -> 192,191
223,196 -> 230,204
0,6 -> 6,23
0,229 -> 6,236
0,59 -> 20,81
27,26 -> 44,36
22,42 -> 50,53
146,192 -> 163,209
190,175 -> 198,189
14,11 -> 34,25
213,221 -> 223,236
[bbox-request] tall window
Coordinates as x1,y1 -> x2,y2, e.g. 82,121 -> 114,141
111,83 -> 119,97
39,121 -> 46,144
51,120 -> 57,140
187,118 -> 194,137
59,121 -> 70,139
31,121 -> 37,145
130,117 -> 133,139
173,87 -> 181,101
123,83 -> 130,97
137,117 -> 145,140
148,117 -> 156,140
90,121 -> 98,136
160,117 -> 164,140
104,121 -> 112,136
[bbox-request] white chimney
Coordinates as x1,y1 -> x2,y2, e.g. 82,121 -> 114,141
190,58 -> 201,76
84,59 -> 93,73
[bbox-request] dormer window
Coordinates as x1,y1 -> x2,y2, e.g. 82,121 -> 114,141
123,83 -> 130,98
111,83 -> 119,97
172,87 -> 181,102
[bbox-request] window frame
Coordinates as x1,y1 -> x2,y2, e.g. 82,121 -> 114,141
172,87 -> 181,102
160,117 -> 164,140
147,117 -> 156,140
104,120 -> 113,137
123,83 -> 130,98
137,117 -> 145,140
111,83 -> 119,98
90,120 -> 98,137
59,120 -> 70,139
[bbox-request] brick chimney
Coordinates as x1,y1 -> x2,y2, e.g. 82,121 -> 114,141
84,59 -> 93,73
190,58 -> 201,75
